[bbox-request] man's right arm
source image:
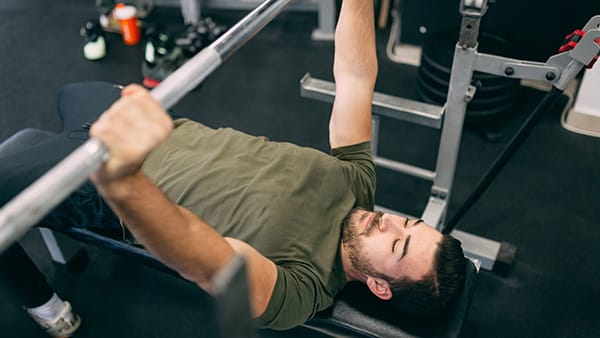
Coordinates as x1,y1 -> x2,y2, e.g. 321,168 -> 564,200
89,85 -> 278,318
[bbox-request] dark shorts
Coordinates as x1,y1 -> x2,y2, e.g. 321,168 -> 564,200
0,82 -> 125,237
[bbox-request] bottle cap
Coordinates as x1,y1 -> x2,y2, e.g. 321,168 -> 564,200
114,4 -> 137,20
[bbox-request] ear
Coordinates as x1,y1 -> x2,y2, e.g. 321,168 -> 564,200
366,276 -> 392,300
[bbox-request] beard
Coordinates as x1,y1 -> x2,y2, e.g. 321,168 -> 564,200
342,208 -> 384,277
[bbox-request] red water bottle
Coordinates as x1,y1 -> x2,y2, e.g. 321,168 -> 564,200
114,3 -> 140,45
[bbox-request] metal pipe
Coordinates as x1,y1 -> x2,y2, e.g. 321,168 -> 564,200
212,0 -> 294,60
374,156 -> 436,181
0,139 -> 109,253
0,0 -> 295,253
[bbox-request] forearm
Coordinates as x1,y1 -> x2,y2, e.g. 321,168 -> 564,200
92,171 -> 235,284
334,0 -> 378,82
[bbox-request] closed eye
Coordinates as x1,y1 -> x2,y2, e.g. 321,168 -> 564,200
392,238 -> 399,253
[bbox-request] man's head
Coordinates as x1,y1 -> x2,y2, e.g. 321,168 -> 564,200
341,207 -> 466,318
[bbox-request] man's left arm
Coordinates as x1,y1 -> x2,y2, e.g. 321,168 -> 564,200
329,0 -> 378,149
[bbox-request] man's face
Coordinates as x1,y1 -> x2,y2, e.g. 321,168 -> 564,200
342,209 -> 442,282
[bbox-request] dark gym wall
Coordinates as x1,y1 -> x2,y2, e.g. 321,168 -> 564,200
399,0 -> 599,62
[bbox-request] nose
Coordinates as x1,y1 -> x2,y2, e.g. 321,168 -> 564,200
378,214 -> 389,232
380,213 -> 412,234
379,213 -> 401,233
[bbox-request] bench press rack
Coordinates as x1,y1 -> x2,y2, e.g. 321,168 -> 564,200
301,0 -> 600,271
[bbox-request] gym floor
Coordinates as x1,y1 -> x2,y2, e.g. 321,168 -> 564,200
1,1 -> 599,337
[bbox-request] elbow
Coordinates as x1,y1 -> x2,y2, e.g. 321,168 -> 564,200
166,207 -> 237,285
168,255 -> 220,286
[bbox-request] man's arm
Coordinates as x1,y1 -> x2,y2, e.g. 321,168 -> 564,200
329,0 -> 378,149
89,85 -> 277,317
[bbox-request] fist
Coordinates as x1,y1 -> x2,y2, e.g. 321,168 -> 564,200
90,84 -> 173,184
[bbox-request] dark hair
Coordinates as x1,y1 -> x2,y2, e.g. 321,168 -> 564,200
387,235 -> 466,318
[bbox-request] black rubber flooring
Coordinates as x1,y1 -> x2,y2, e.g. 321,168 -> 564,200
1,1 -> 599,337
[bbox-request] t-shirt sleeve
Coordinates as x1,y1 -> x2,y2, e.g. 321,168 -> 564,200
330,141 -> 376,210
254,265 -> 325,330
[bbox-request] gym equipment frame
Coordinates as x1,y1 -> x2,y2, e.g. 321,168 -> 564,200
301,0 -> 600,271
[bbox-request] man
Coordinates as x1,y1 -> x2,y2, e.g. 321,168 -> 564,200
0,0 -> 466,333
87,0 -> 466,328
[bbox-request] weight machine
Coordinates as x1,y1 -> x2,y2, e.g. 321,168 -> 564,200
0,0 -> 597,336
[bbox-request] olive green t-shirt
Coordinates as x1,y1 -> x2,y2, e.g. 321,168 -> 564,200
141,118 -> 375,329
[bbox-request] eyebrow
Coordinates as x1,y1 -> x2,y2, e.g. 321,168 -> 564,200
395,219 -> 422,260
399,219 -> 424,260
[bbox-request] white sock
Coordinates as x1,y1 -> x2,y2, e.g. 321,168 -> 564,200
27,293 -> 65,321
